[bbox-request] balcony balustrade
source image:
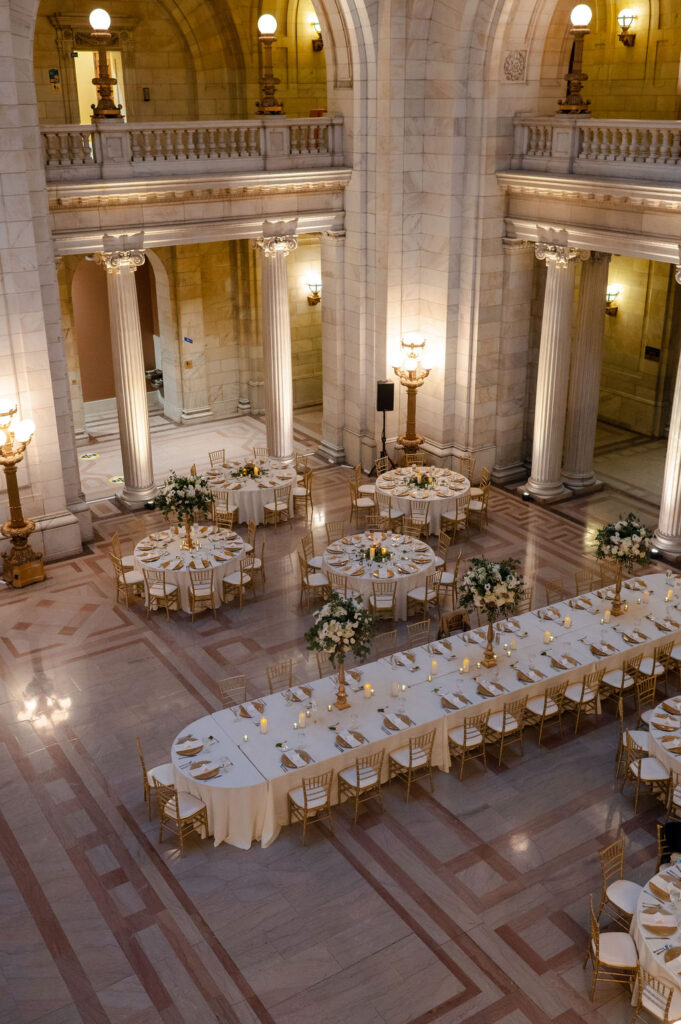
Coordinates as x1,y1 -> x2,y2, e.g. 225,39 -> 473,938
41,116 -> 344,182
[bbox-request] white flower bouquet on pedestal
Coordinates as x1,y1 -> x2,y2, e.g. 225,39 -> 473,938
305,591 -> 375,709
458,557 -> 525,666
595,513 -> 653,615
154,471 -> 213,550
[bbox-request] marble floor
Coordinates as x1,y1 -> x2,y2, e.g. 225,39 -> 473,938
0,465 -> 668,1023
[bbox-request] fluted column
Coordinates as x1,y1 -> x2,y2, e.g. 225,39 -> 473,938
318,229 -> 346,463
93,245 -> 155,508
254,224 -> 297,462
562,251 -> 611,492
525,242 -> 588,502
655,263 -> 681,557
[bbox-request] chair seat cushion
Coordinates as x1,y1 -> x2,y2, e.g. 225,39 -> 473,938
606,878 -> 642,915
439,571 -> 454,585
593,931 -> 637,970
526,696 -> 558,717
625,729 -> 648,751
640,657 -> 665,676
264,502 -> 288,512
469,500 -> 483,512
124,570 -> 145,585
356,497 -> 375,508
225,572 -> 251,586
358,484 -> 376,495
370,595 -> 394,608
292,487 -> 307,497
434,556 -> 444,567
407,587 -> 436,601
631,756 -> 669,782
147,762 -> 174,787
469,486 -> 483,498
122,555 -> 135,568
487,711 -> 520,734
448,726 -> 483,747
565,683 -> 592,703
601,670 -> 635,691
168,792 -> 207,820
288,785 -> 328,810
339,766 -> 379,789
390,745 -> 427,768
308,572 -> 329,587
671,644 -> 681,661
149,582 -> 178,596
251,558 -> 262,570
307,556 -> 323,570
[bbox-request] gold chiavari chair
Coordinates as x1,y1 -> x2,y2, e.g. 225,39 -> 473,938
599,562 -> 619,587
469,466 -> 491,499
143,568 -> 180,618
657,822 -> 673,872
615,716 -> 649,779
575,566 -> 600,595
455,454 -> 475,479
325,569 -> 350,599
326,521 -> 348,544
631,967 -> 675,1024
263,485 -> 291,528
437,549 -> 461,608
298,553 -> 329,609
403,452 -> 426,466
441,494 -> 470,541
407,618 -> 431,647
209,448 -> 225,467
292,470 -> 314,520
218,675 -> 248,708
666,769 -> 681,821
315,650 -> 334,678
349,482 -> 375,526
408,499 -> 430,539
437,608 -> 470,638
301,531 -> 323,570
622,734 -> 669,812
287,771 -> 334,845
515,588 -> 534,614
136,737 -> 173,820
338,750 -> 385,823
354,464 -> 376,497
596,835 -> 642,928
111,530 -> 135,570
583,894 -> 637,1002
373,629 -> 398,659
365,512 -> 385,530
563,668 -> 604,733
635,671 -> 658,726
433,530 -> 451,568
154,778 -> 208,858
212,489 -> 237,530
188,567 -> 216,621
601,653 -> 641,720
388,729 -> 436,802
406,569 -> 442,619
247,519 -> 257,550
251,540 -> 266,591
222,554 -> 255,609
253,445 -> 269,459
523,681 -> 566,745
544,577 -> 568,604
375,489 -> 404,532
111,553 -> 144,607
267,658 -> 293,694
485,696 -> 527,767
448,710 -> 490,779
468,485 -> 490,530
369,580 -> 397,621
375,455 -> 391,476
295,452 -> 309,480
404,520 -> 423,539
640,640 -> 673,699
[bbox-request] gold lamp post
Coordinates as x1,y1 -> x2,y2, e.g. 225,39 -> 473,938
88,7 -> 123,120
256,14 -> 284,115
0,404 -> 45,588
557,4 -> 593,114
392,333 -> 433,457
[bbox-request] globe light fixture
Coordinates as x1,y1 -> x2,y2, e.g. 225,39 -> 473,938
558,5 -> 593,114
392,334 -> 432,457
88,7 -> 111,30
257,14 -> 284,114
87,7 -> 122,119
0,404 -> 46,587
617,8 -> 637,45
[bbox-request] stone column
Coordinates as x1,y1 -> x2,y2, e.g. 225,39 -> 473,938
525,243 -> 588,502
562,252 -> 611,492
318,229 -> 346,463
254,223 -> 298,462
94,245 -> 156,508
655,262 -> 681,557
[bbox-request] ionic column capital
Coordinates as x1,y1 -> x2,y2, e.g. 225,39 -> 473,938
675,265 -> 681,286
253,235 -> 298,258
535,243 -> 589,268
589,251 -> 611,264
94,249 -> 146,272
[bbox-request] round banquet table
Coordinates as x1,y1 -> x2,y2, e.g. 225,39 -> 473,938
375,466 -> 470,536
133,525 -> 251,612
206,456 -> 296,526
321,529 -> 437,620
631,867 -> 681,1017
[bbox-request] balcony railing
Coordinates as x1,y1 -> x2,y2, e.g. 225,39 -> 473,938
511,116 -> 681,183
41,116 -> 345,182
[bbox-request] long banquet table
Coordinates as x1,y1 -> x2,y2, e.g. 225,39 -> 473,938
171,571 -> 681,850
631,864 -> 681,1017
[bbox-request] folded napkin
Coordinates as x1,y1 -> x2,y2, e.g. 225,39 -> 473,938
517,667 -> 544,683
386,713 -> 408,730
477,681 -> 503,697
240,701 -> 263,719
337,728 -> 361,748
652,715 -> 679,731
570,598 -> 592,611
441,692 -> 468,709
652,619 -> 673,632
539,607 -> 562,620
624,579 -> 645,591
666,616 -> 681,628
643,909 -> 672,927
666,950 -> 681,970
283,750 -> 306,768
634,629 -> 650,641
289,686 -> 308,702
550,655 -> 570,670
189,761 -> 220,780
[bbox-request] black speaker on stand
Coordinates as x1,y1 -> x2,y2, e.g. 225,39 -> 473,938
370,380 -> 395,476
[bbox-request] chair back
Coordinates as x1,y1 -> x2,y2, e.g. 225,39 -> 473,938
636,966 -> 674,1022
110,552 -> 126,581
152,778 -> 178,817
588,894 -> 600,962
657,822 -> 673,872
297,552 -> 312,586
111,531 -> 122,558
476,485 -> 490,510
253,446 -> 269,458
515,589 -> 533,614
247,519 -> 257,548
136,736 -> 147,778
295,453 -> 309,474
406,618 -> 431,646
267,658 -> 293,692
375,488 -> 391,513
405,452 -> 426,466
209,448 -> 225,466
503,696 -> 528,730
624,652 -> 644,676
544,577 -> 567,604
326,569 -> 348,595
655,639 -> 674,666
455,493 -> 470,519
574,567 -> 600,594
411,729 -> 436,763
213,488 -> 230,511
635,672 -> 657,714
274,485 -> 291,508
625,732 -> 647,764
375,456 -> 390,475
426,569 -> 442,593
189,567 -> 213,591
315,650 -> 334,678
544,681 -> 567,713
143,567 -> 170,594
456,454 -> 475,478
599,836 -> 625,888
409,499 -> 428,522
478,467 -> 491,488
301,532 -> 315,561
372,580 -> 397,599
583,668 -> 604,698
436,530 -> 452,560
373,629 -> 398,657
465,710 -> 489,744
325,521 -> 347,543
218,676 -> 248,707
352,749 -> 384,788
302,771 -> 333,811
438,609 -> 470,637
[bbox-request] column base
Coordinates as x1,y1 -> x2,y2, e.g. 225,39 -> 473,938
181,407 -> 212,424
521,478 -> 572,504
317,439 -> 346,464
561,472 -> 603,495
116,484 -> 157,511
492,461 -> 528,486
652,528 -> 681,561
74,428 -> 90,443
237,398 -> 251,414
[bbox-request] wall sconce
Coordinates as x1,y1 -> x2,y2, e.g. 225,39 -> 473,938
393,333 -> 433,456
605,284 -> 621,316
617,8 -> 636,45
256,14 -> 284,115
557,4 -> 592,114
310,17 -> 323,51
307,282 -> 322,306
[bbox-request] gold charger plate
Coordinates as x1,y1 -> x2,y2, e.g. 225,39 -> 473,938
191,764 -> 220,780
177,744 -> 203,757
662,702 -> 681,716
285,686 -> 313,702
281,749 -> 313,769
643,923 -> 677,936
336,730 -> 366,749
653,721 -> 679,732
664,945 -> 681,963
650,880 -> 672,901
383,714 -> 413,731
238,701 -> 265,718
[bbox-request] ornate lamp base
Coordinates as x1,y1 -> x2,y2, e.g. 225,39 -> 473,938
482,621 -> 497,668
610,565 -> 625,616
180,518 -> 197,551
2,545 -> 45,588
334,663 -> 351,710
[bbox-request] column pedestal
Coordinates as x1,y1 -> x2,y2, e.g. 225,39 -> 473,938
94,245 -> 156,508
525,242 -> 588,503
254,223 -> 297,463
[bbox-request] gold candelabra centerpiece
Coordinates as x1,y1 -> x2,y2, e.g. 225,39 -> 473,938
0,403 -> 45,588
256,14 -> 284,115
392,333 -> 433,456
88,8 -> 123,120
557,4 -> 592,114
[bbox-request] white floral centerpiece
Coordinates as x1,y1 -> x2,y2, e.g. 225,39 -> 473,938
154,471 -> 213,550
305,591 -> 375,709
594,513 -> 653,615
458,557 -> 525,667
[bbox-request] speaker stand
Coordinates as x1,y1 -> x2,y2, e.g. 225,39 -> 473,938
369,410 -> 394,476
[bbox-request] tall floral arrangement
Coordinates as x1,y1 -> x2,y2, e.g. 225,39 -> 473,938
305,591 -> 375,709
458,557 -> 524,667
154,471 -> 213,521
594,513 -> 653,616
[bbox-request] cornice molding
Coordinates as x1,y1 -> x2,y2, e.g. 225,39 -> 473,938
497,171 -> 681,214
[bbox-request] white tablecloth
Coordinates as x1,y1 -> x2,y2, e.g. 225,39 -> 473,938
631,868 -> 681,1018
134,526 -> 250,612
375,466 -> 470,535
207,457 -> 296,525
321,530 -> 437,620
171,572 -> 681,849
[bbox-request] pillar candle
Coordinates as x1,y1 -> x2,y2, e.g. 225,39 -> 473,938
431,659 -> 438,675
327,704 -> 333,712
391,681 -> 399,697
298,711 -> 306,729
668,588 -> 674,601
544,630 -> 551,644
510,638 -> 517,651
364,683 -> 372,698
564,615 -> 571,628
604,610 -> 611,623
260,717 -> 268,734
243,733 -> 248,742
462,657 -> 470,672
643,590 -> 650,603
370,546 -> 375,560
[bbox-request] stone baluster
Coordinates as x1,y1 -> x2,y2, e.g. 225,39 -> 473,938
254,222 -> 298,462
561,252 -> 611,493
93,242 -> 156,508
525,242 -> 589,502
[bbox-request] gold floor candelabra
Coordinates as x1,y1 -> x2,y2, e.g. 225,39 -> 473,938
393,334 -> 432,456
0,404 -> 45,588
